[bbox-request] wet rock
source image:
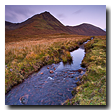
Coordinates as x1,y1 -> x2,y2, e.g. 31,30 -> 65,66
54,68 -> 56,70
41,72 -> 43,75
78,69 -> 83,73
19,94 -> 29,105
50,70 -> 54,73
45,81 -> 47,83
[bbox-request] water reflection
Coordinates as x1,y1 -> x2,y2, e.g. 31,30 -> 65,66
56,44 -> 85,71
56,37 -> 94,72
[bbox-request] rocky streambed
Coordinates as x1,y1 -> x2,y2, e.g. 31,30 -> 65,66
5,38 -> 93,105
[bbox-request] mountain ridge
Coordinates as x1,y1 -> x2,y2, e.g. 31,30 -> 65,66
66,23 -> 106,36
5,11 -> 106,36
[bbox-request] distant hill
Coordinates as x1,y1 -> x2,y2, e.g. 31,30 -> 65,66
5,11 -> 106,36
66,23 -> 106,36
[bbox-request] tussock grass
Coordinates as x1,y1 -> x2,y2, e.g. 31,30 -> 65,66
63,36 -> 106,105
5,35 -> 92,93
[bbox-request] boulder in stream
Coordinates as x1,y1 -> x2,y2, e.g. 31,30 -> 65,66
50,70 -> 54,73
19,94 -> 29,105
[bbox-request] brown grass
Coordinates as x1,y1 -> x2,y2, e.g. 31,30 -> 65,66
5,34 -> 92,93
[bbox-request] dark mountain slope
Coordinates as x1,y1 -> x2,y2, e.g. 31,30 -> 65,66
66,23 -> 106,36
5,21 -> 23,30
5,11 -> 106,36
5,11 -> 73,35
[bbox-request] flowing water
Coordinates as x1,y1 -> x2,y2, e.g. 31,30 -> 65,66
5,38 -> 92,105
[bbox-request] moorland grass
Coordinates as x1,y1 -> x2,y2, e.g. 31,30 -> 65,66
63,36 -> 106,105
5,35 -> 92,93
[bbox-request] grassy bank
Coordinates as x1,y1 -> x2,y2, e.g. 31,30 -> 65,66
5,35 -> 92,93
63,36 -> 106,105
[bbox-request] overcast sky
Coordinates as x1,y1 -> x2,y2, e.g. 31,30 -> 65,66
5,5 -> 106,29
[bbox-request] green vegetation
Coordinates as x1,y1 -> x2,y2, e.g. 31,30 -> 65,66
63,36 -> 106,105
5,34 -> 106,105
5,35 -> 92,93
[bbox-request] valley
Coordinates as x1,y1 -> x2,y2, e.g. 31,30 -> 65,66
5,11 -> 106,105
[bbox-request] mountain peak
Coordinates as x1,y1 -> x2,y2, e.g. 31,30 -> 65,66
76,23 -> 94,27
39,11 -> 51,16
5,11 -> 106,36
41,11 -> 50,14
81,23 -> 91,25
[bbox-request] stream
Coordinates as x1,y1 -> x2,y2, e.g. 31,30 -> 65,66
5,38 -> 92,105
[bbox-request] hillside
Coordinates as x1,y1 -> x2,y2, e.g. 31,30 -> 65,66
66,23 -> 106,36
5,11 -> 106,38
5,11 -> 73,35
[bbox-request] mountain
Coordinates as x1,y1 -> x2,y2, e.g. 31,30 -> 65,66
5,11 -> 106,36
5,11 -> 73,35
66,23 -> 106,36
